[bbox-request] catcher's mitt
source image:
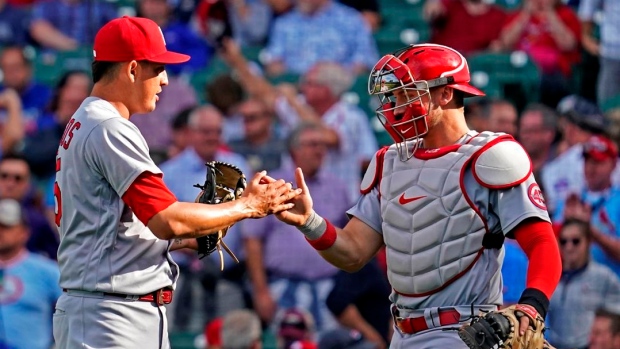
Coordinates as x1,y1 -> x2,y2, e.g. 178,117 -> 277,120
194,161 -> 246,270
458,304 -> 556,349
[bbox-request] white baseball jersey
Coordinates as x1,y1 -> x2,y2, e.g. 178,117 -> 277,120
55,97 -> 178,295
348,131 -> 550,311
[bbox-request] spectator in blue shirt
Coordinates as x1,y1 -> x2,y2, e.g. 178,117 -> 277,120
0,47 -> 52,135
262,0 -> 379,76
0,0 -> 29,46
137,0 -> 212,75
0,198 -> 62,349
29,0 -> 118,51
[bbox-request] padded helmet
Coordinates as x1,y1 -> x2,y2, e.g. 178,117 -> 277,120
368,44 -> 484,159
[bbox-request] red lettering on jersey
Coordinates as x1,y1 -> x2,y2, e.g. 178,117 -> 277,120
61,118 -> 81,150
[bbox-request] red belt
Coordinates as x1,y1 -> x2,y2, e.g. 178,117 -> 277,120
393,308 -> 461,334
63,288 -> 173,306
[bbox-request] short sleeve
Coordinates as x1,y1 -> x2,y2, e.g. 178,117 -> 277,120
491,175 -> 551,235
346,186 -> 383,234
85,118 -> 160,197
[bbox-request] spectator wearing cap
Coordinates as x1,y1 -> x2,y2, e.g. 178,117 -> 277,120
0,198 -> 62,349
318,328 -> 377,349
546,219 -> 620,349
552,135 -> 620,276
541,95 -> 620,215
205,317 -> 223,349
275,308 -> 317,349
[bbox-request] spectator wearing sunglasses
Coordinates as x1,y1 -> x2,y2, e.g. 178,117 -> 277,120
546,219 -> 620,349
0,153 -> 58,260
553,135 -> 620,277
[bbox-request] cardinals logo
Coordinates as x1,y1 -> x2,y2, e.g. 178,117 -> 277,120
528,183 -> 546,210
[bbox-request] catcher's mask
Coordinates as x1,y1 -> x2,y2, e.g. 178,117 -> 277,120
368,44 -> 485,160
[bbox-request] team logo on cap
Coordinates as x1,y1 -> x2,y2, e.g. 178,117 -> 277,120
528,183 -> 546,210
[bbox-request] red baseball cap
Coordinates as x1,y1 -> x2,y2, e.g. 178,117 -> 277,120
93,16 -> 190,64
583,135 -> 619,162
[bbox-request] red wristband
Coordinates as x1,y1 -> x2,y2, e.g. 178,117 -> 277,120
305,219 -> 337,250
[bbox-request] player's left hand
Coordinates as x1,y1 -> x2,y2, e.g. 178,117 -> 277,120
275,168 -> 314,226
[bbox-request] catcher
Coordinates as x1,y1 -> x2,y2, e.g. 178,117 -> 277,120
273,43 -> 562,349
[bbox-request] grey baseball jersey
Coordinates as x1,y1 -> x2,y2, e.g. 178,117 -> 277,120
55,97 -> 178,295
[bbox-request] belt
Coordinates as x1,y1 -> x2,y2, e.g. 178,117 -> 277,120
393,307 -> 461,334
63,288 -> 173,306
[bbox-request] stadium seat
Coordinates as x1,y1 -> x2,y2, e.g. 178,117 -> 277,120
602,94 -> 620,113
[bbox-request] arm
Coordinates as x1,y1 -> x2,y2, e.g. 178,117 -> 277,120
581,20 -> 600,56
29,20 -> 78,51
275,168 -> 384,272
544,9 -> 578,51
499,10 -> 531,50
0,89 -> 24,153
220,39 -> 280,108
336,306 -> 386,349
590,225 -> 620,263
244,236 -> 277,322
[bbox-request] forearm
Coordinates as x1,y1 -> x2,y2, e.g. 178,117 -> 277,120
546,13 -> 577,50
500,13 -> 530,49
337,305 -> 380,338
591,227 -> 620,262
169,238 -> 198,251
228,54 -> 278,106
30,20 -> 77,50
148,200 -> 253,240
244,238 -> 270,292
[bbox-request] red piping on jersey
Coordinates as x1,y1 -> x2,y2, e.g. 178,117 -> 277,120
122,171 -> 178,226
471,137 -> 533,189
391,142 -> 490,297
513,220 -> 561,300
360,146 -> 389,195
413,144 -> 463,160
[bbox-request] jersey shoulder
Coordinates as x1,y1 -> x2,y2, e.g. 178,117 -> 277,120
360,145 -> 390,194
472,136 -> 532,189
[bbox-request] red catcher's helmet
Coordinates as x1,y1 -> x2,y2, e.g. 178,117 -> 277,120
368,44 -> 484,159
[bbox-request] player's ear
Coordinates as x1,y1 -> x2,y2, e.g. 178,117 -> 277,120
125,60 -> 139,83
438,86 -> 453,107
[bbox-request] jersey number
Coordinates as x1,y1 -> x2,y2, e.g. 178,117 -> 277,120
54,158 -> 62,227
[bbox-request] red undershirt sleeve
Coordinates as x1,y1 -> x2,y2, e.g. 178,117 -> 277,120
122,171 -> 178,225
513,219 -> 562,300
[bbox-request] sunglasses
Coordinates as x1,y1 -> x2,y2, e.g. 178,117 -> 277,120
560,238 -> 582,246
0,172 -> 26,183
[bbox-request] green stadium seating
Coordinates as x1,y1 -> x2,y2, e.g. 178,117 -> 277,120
602,94 -> 620,113
32,46 -> 94,86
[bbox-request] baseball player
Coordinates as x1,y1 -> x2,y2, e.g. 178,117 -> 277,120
275,44 -> 562,348
52,16 -> 300,349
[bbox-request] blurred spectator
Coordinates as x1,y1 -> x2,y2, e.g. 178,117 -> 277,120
541,95 -> 614,214
0,198 -> 61,349
21,71 -> 91,189
338,0 -> 380,32
589,308 -> 620,349
275,308 -> 317,349
325,258 -> 391,349
553,135 -> 620,276
464,98 -> 489,132
29,0 -> 118,51
498,0 -> 581,107
227,0 -> 274,46
0,154 -> 58,260
547,219 -> 620,348
424,0 -> 506,56
159,105 -> 250,329
222,40 -> 378,202
137,0 -> 212,75
0,0 -> 29,46
517,103 -> 559,184
241,123 -> 350,332
0,47 -> 52,135
167,106 -> 194,160
206,317 -> 223,349
131,76 -> 197,159
479,98 -> 518,136
318,328 -> 377,349
206,73 -> 246,142
0,88 -> 24,157
221,309 -> 262,349
579,0 -> 620,106
261,0 -> 378,76
228,98 -> 285,172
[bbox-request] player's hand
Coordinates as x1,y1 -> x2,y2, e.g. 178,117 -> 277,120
275,168 -> 314,226
518,312 -> 531,335
242,171 -> 301,218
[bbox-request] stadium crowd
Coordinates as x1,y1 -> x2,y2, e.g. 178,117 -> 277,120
0,0 -> 619,348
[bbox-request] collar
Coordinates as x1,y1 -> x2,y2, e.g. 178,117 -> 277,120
562,261 -> 589,279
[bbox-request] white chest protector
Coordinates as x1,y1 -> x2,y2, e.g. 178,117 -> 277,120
361,131 -> 532,296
